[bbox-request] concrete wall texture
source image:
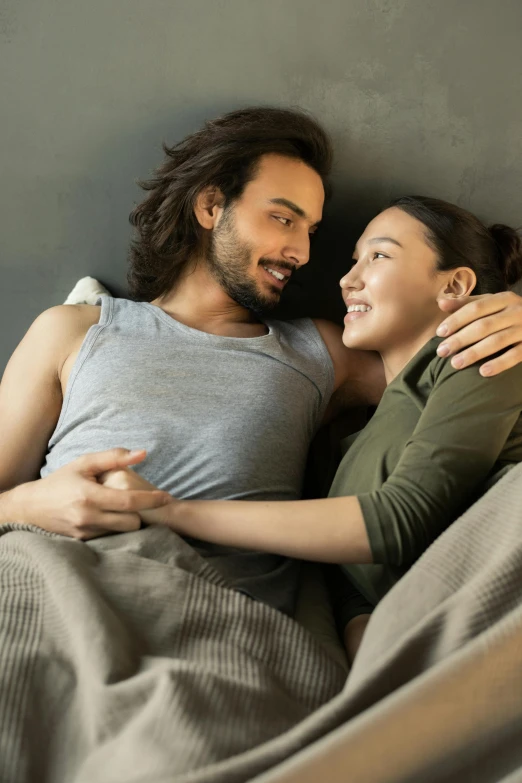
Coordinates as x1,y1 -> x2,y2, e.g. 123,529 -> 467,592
1,0 -> 521,370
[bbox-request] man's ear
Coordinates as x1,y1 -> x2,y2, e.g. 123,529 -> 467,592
194,186 -> 225,230
438,267 -> 477,300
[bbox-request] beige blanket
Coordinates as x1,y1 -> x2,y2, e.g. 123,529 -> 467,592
0,524 -> 345,782
2,463 -> 522,782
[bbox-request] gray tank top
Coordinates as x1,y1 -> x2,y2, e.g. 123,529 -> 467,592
42,296 -> 334,614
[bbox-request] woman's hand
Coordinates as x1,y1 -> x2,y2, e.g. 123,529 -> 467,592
437,291 -> 522,376
343,613 -> 372,666
99,468 -> 175,525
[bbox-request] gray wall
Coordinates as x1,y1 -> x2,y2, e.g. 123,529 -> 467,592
1,0 -> 522,371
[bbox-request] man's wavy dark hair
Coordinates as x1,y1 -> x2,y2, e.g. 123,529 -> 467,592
127,107 -> 333,301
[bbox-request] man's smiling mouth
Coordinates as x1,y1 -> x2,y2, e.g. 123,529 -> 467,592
264,266 -> 285,281
261,264 -> 292,289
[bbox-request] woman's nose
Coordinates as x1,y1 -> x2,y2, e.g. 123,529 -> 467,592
340,263 -> 363,291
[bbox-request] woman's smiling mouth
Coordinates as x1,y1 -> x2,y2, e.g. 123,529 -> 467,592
344,299 -> 373,322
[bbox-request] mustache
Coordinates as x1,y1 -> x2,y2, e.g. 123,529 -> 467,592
258,259 -> 297,276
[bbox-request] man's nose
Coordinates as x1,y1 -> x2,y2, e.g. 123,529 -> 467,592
283,229 -> 310,268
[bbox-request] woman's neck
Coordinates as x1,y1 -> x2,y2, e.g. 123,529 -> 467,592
380,323 -> 442,384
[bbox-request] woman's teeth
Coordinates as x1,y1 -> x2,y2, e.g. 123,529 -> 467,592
264,266 -> 285,281
347,304 -> 372,313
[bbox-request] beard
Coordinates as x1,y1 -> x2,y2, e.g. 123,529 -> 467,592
206,207 -> 285,315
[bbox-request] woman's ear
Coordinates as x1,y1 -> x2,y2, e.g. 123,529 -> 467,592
194,186 -> 225,229
438,267 -> 477,300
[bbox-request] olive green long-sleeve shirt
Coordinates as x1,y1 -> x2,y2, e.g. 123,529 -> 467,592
329,336 -> 522,612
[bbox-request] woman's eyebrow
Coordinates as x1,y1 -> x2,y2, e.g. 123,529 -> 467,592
354,236 -> 403,254
368,236 -> 403,248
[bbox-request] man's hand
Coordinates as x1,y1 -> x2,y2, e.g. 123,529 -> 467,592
436,291 -> 522,376
99,467 -> 175,526
1,448 -> 172,540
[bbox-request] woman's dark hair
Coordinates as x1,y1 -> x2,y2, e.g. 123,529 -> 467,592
127,107 -> 333,301
388,195 -> 522,294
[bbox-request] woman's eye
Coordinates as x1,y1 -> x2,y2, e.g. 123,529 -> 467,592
373,251 -> 388,260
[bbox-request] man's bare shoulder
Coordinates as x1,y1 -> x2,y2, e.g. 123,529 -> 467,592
312,317 -> 385,406
15,304 -> 101,374
312,319 -> 345,371
33,303 -> 101,331
312,318 -> 364,383
312,318 -> 342,342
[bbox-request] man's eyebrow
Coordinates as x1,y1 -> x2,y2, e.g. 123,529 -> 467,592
268,198 -> 321,227
368,236 -> 403,248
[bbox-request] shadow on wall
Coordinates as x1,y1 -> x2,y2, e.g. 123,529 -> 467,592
273,183 -> 399,323
277,179 -> 522,320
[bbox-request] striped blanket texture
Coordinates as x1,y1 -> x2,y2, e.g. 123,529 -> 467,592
0,523 -> 345,783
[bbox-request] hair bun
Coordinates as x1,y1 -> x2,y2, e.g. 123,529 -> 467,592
489,223 -> 522,287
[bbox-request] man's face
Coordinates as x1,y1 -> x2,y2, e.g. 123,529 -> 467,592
207,154 -> 325,313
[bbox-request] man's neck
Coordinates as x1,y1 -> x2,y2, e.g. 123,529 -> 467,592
151,261 -> 268,338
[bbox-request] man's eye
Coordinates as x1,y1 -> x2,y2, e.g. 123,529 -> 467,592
274,216 -> 291,226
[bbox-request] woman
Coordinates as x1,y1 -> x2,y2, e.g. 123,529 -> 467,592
104,196 -> 522,660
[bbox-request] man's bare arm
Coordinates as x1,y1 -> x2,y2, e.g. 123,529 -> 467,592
0,306 -> 84,492
312,319 -> 386,419
0,306 -> 170,536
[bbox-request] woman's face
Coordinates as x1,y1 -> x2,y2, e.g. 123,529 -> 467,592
340,207 -> 448,352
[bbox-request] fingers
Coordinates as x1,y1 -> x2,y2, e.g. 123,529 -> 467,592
435,291 -> 522,375
439,328 -> 518,370
98,468 -> 130,489
437,292 -> 516,338
436,317 -> 516,361
74,448 -> 147,477
98,468 -> 158,493
68,512 -> 142,540
479,344 -> 522,377
88,484 -> 172,512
